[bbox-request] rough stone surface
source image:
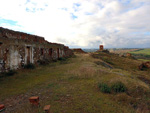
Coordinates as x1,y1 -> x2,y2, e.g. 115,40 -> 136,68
0,27 -> 73,72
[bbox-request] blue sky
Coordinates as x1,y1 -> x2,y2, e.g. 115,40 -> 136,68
0,0 -> 150,48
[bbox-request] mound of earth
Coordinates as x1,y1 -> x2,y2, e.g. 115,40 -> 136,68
72,48 -> 87,54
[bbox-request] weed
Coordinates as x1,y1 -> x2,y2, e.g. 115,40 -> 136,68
58,57 -> 67,61
103,57 -> 114,65
58,57 -> 69,64
94,61 -> 113,69
47,83 -> 55,88
72,55 -> 77,58
111,82 -> 127,93
37,59 -> 50,65
23,63 -> 35,69
1,70 -> 17,77
98,83 -> 111,93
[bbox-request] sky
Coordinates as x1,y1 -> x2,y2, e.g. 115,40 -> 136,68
0,0 -> 150,48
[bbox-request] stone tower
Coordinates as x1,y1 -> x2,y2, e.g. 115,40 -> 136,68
99,45 -> 103,51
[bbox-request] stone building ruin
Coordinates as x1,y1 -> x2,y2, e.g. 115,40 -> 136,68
99,45 -> 104,51
0,27 -> 73,72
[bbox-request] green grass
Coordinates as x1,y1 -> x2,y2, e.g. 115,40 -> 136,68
129,49 -> 150,55
0,53 -> 150,113
138,59 -> 150,61
129,48 -> 150,61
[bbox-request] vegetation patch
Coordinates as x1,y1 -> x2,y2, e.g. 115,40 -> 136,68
23,63 -> 35,69
58,57 -> 67,61
95,61 -> 113,69
98,82 -> 111,93
111,82 -> 127,93
37,59 -> 50,65
0,70 -> 17,77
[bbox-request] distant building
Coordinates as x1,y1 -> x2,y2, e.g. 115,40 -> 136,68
126,53 -> 132,57
99,45 -> 104,51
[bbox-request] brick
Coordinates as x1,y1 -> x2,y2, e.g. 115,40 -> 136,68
0,104 -> 5,112
43,105 -> 50,113
29,96 -> 39,106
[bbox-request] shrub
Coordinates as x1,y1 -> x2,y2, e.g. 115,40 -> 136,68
98,83 -> 111,93
58,57 -> 67,61
37,59 -> 50,65
2,70 -> 17,76
111,82 -> 127,93
103,57 -> 114,65
23,63 -> 35,69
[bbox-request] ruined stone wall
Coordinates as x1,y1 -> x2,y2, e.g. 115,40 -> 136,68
0,27 -> 73,72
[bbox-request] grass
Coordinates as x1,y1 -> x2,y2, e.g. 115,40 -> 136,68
129,48 -> 150,55
0,53 -> 150,113
129,48 -> 150,61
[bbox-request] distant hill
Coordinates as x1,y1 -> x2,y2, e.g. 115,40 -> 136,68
83,49 -> 98,52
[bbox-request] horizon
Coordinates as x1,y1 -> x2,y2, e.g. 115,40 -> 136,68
0,0 -> 150,48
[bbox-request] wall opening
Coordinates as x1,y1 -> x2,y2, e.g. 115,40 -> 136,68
26,46 -> 31,64
57,48 -> 59,58
0,42 -> 2,46
49,48 -> 52,56
41,48 -> 44,55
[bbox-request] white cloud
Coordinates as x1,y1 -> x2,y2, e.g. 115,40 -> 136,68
0,0 -> 150,48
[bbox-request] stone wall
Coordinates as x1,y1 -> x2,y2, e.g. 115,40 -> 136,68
0,27 -> 73,72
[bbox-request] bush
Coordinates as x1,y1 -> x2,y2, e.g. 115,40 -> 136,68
23,63 -> 35,69
111,82 -> 127,93
58,57 -> 67,61
103,57 -> 114,65
1,70 -> 17,77
37,59 -> 50,65
98,83 -> 111,93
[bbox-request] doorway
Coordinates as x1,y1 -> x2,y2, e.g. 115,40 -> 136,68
57,48 -> 59,58
26,46 -> 30,64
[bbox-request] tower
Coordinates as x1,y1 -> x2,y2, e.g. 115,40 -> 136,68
99,45 -> 103,51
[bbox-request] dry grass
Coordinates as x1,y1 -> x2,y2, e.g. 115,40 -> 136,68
0,52 -> 150,113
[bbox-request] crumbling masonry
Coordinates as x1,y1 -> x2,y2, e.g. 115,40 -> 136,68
0,27 -> 73,72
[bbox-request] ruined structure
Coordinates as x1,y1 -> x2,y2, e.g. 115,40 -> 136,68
72,48 -> 87,54
99,45 -> 103,51
0,27 -> 73,72
126,53 -> 132,57
139,62 -> 150,70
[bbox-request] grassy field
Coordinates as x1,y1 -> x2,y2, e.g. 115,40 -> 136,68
129,49 -> 150,55
129,49 -> 150,61
0,52 -> 150,113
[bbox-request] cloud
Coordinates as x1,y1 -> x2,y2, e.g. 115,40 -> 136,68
0,0 -> 150,48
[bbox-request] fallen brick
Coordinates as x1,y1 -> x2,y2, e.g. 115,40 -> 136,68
29,96 -> 39,106
0,104 -> 5,112
43,105 -> 50,113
